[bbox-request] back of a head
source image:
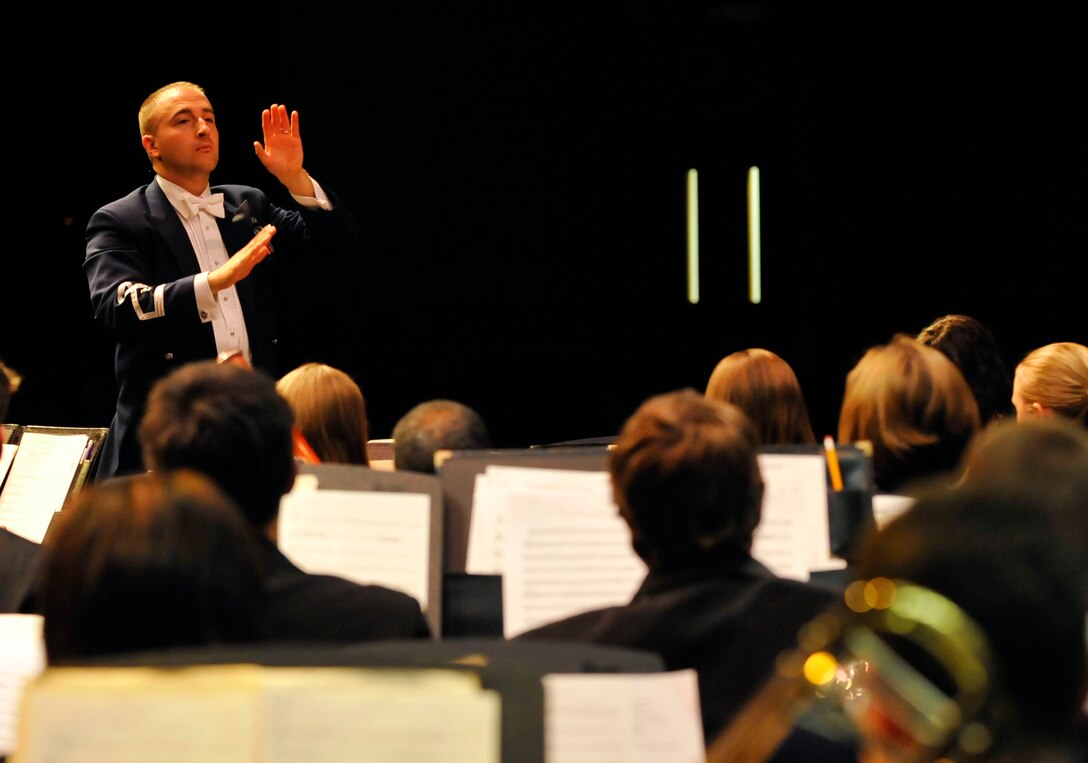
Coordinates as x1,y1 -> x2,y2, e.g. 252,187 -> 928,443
705,348 -> 817,446
851,482 -> 1087,756
1013,341 -> 1088,425
138,360 -> 296,528
917,314 -> 1014,426
961,417 -> 1088,557
609,388 -> 764,570
838,334 -> 981,493
40,469 -> 267,664
392,399 -> 491,473
276,362 -> 370,465
0,358 -> 21,422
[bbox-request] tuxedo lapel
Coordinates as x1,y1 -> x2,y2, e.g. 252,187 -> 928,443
218,195 -> 264,258
144,181 -> 201,275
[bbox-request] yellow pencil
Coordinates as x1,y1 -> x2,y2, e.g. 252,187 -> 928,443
823,435 -> 844,492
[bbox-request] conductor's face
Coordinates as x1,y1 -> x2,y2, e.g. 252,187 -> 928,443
142,86 -> 219,184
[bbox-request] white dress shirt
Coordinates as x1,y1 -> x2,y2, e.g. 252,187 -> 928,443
155,175 -> 330,365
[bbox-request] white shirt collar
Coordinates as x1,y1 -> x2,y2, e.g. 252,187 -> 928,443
155,175 -> 213,217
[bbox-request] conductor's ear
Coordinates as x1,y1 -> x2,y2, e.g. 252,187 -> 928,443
142,135 -> 159,159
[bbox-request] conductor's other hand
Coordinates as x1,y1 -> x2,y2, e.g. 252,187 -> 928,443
208,224 -> 277,295
254,104 -> 314,197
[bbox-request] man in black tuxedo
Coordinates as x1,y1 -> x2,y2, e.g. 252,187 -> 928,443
138,359 -> 430,643
84,81 -> 359,480
515,389 -> 842,746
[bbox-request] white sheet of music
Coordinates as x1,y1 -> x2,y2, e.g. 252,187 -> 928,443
278,489 -> 431,608
466,466 -> 614,575
872,493 -> 914,529
751,453 -> 836,581
543,669 -> 705,763
466,471 -> 501,573
0,614 -> 45,759
17,666 -> 269,762
262,668 -> 500,763
0,444 -> 16,491
0,433 -> 88,543
499,469 -> 646,637
16,666 -> 499,763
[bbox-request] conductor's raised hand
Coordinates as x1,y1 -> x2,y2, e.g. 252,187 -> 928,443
254,104 -> 314,197
208,224 -> 277,295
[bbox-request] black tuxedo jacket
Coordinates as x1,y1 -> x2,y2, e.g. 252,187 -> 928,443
259,536 -> 432,643
515,551 -> 841,744
0,526 -> 42,613
84,181 -> 359,480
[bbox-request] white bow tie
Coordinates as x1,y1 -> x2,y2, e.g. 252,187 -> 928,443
182,193 -> 225,219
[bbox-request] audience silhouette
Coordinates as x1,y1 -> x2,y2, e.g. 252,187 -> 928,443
1012,341 -> 1088,426
277,362 -> 371,465
705,348 -> 817,446
838,333 -> 980,494
916,314 -> 1014,427
138,359 -> 431,642
846,480 -> 1087,760
8,325 -> 1088,758
708,477 -> 1087,762
392,399 -> 491,473
515,388 -> 840,744
38,469 -> 267,664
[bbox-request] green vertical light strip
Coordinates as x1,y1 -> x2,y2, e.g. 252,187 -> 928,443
687,168 -> 700,304
748,166 -> 762,304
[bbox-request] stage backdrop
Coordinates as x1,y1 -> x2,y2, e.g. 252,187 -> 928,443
5,2 -> 1087,446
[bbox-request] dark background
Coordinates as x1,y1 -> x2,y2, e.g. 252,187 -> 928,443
4,2 -> 1087,447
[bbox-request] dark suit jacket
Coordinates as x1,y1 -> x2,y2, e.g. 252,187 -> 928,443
514,550 -> 841,744
259,536 -> 432,642
0,526 -> 43,613
84,181 -> 359,480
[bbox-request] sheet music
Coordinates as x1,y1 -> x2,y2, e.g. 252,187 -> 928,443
543,669 -> 705,763
752,453 -> 836,581
0,444 -> 16,492
466,472 -> 500,573
278,489 -> 431,608
16,666 -> 499,763
0,614 -> 45,758
499,471 -> 647,637
467,466 -> 615,575
872,493 -> 914,529
263,668 -> 500,763
0,433 -> 88,543
17,666 -> 266,762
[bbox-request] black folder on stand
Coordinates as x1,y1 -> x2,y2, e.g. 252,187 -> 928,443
294,462 -> 445,638
0,425 -> 109,544
436,446 -> 612,637
758,443 -> 876,565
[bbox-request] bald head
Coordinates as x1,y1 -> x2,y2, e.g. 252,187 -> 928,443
392,400 -> 490,473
